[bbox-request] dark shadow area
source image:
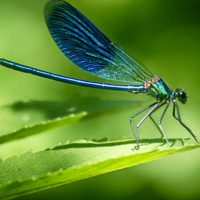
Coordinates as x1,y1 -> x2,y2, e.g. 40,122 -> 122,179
48,138 -> 191,150
5,97 -> 137,119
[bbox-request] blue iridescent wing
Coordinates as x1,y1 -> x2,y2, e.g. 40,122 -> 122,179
45,0 -> 153,84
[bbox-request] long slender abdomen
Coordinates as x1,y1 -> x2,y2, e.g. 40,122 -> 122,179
0,58 -> 145,92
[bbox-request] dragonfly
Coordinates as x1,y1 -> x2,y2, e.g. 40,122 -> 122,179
0,0 -> 198,148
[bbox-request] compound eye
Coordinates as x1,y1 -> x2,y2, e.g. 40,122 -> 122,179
178,90 -> 187,104
180,91 -> 186,98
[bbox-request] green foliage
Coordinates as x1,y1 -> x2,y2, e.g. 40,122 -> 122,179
0,138 -> 199,199
0,112 -> 86,144
0,1 -> 200,199
0,100 -> 199,199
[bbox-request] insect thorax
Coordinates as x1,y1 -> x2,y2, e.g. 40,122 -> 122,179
144,76 -> 172,100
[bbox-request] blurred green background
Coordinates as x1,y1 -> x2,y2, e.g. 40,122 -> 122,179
0,0 -> 200,199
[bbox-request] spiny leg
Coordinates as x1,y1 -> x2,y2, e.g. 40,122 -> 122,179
136,102 -> 161,138
149,101 -> 170,143
173,100 -> 199,143
129,102 -> 158,148
149,116 -> 164,137
131,102 -> 161,149
149,101 -> 167,138
158,101 -> 170,142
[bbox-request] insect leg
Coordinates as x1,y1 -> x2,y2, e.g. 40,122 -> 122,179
173,100 -> 199,143
149,101 -> 170,143
130,102 -> 157,148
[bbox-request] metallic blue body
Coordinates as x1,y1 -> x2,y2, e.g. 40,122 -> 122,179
0,59 -> 144,92
147,79 -> 172,100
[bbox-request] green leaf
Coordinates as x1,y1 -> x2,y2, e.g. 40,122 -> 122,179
0,138 -> 199,199
0,98 -> 134,145
0,112 -> 87,145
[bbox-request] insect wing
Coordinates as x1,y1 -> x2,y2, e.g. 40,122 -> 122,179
45,0 -> 152,84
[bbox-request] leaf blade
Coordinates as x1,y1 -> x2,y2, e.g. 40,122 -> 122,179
0,112 -> 87,145
0,138 -> 199,199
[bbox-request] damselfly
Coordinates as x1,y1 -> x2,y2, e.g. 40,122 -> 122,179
0,0 -> 198,148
